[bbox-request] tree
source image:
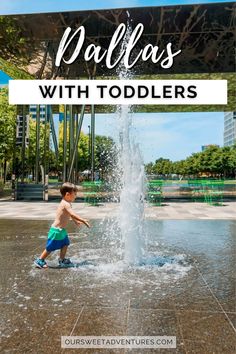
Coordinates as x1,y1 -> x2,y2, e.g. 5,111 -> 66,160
0,88 -> 16,182
145,162 -> 154,175
153,158 -> 172,176
229,144 -> 236,178
145,144 -> 236,179
95,135 -> 117,179
27,118 -> 56,180
0,16 -> 31,67
172,160 -> 186,177
58,122 -> 89,172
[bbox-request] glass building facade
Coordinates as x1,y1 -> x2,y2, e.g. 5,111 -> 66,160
224,112 -> 236,146
29,105 -> 46,122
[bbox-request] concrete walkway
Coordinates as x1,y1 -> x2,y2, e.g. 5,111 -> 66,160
0,201 -> 235,220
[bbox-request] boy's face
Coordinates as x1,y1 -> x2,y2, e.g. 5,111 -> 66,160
65,191 -> 77,202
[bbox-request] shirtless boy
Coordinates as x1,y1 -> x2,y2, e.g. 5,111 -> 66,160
34,182 -> 90,268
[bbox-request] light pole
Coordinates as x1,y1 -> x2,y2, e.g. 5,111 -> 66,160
88,124 -> 91,169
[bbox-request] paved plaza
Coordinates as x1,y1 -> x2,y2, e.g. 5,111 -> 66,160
0,200 -> 235,220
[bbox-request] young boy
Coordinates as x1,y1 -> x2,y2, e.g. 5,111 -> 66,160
34,182 -> 90,268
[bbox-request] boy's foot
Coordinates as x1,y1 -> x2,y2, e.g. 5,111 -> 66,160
34,258 -> 48,269
59,258 -> 73,266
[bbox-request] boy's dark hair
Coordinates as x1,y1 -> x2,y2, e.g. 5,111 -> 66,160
60,182 -> 78,196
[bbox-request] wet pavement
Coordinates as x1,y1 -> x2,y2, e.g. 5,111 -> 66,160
0,219 -> 235,354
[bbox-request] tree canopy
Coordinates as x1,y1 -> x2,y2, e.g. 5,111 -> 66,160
145,145 -> 236,178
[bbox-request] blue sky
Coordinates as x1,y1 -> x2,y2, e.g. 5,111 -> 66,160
0,0 -> 233,14
0,0 -> 227,162
0,71 -> 10,85
81,112 -> 224,163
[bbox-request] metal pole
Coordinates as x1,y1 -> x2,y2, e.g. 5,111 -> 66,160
43,105 -> 48,184
44,173 -> 48,201
49,106 -> 59,160
68,105 -> 86,181
12,106 -> 18,179
75,111 -> 79,183
70,105 -> 74,156
88,124 -> 91,169
21,105 -> 26,183
73,108 -> 76,183
35,105 -> 40,184
91,104 -> 95,181
63,105 -> 67,182
48,106 -> 60,181
12,106 -> 17,200
69,105 -> 74,182
11,174 -> 16,200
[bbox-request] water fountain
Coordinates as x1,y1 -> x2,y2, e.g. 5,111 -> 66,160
116,16 -> 146,265
100,15 -> 189,270
117,112 -> 145,265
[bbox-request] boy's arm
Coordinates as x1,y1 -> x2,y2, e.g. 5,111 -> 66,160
72,215 -> 90,228
72,218 -> 83,227
64,203 -> 90,228
71,215 -> 90,228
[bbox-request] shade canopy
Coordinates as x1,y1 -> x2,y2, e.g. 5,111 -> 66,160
0,2 -> 235,79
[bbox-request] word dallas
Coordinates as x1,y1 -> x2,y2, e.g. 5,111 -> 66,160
56,23 -> 182,70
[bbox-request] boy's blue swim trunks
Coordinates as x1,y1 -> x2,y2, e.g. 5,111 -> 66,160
46,226 -> 70,252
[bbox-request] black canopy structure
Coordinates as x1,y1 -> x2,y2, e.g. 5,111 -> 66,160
0,2 -> 235,194
0,1 -> 235,78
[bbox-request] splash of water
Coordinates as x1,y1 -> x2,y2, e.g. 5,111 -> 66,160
116,21 -> 146,265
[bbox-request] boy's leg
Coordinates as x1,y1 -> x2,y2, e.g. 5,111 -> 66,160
59,245 -> 68,260
39,249 -> 51,260
59,236 -> 71,264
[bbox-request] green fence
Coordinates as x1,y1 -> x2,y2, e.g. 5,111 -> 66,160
147,180 -> 163,206
82,181 -> 104,205
188,179 -> 224,205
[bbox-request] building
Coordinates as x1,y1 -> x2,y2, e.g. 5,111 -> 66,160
29,105 -> 46,122
224,112 -> 236,147
16,115 -> 29,146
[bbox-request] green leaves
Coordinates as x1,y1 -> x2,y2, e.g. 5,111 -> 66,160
145,145 -> 236,178
0,88 -> 16,162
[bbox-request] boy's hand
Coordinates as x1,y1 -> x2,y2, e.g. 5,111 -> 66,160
74,218 -> 90,228
83,219 -> 90,228
74,220 -> 83,228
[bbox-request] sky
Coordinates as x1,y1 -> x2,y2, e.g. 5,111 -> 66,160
80,112 -> 224,163
0,0 -> 233,14
0,0 -> 228,162
0,71 -> 10,85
